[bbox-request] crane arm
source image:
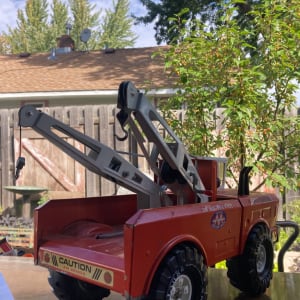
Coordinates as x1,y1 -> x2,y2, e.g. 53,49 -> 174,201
116,81 -> 207,203
18,105 -> 162,209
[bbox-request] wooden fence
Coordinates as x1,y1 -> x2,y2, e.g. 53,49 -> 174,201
0,105 -> 298,214
0,105 -> 158,212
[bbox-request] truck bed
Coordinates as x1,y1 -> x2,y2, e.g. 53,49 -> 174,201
38,234 -> 126,292
34,194 -> 137,293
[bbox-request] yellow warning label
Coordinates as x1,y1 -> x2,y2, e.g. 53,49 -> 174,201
40,250 -> 114,286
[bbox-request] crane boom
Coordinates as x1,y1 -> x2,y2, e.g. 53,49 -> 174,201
18,81 -> 207,208
18,105 -> 162,209
116,81 -> 207,203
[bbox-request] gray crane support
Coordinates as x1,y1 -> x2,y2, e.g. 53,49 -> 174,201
18,105 -> 163,209
18,81 -> 207,209
116,81 -> 207,204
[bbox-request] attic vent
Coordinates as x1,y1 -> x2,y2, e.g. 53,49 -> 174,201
65,22 -> 72,35
19,52 -> 31,58
56,47 -> 72,54
104,48 -> 115,54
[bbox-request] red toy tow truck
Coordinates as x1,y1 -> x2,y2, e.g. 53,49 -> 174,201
17,81 -> 280,300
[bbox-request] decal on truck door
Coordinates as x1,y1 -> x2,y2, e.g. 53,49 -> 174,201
40,250 -> 114,286
211,211 -> 227,229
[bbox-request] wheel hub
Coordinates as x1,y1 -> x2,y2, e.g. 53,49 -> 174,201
256,244 -> 267,273
169,274 -> 192,300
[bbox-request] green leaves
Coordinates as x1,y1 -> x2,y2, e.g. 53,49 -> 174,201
162,0 -> 300,192
6,0 -> 51,53
68,0 -> 101,51
98,0 -> 137,49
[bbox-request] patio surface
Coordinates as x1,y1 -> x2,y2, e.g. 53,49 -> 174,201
0,256 -> 300,300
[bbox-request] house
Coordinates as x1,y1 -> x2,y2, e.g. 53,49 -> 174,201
0,46 -> 176,212
0,46 -> 174,109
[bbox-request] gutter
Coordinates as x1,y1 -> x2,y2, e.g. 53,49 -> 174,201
0,88 -> 176,101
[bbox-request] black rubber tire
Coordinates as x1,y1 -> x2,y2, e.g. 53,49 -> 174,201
226,224 -> 274,296
146,245 -> 207,300
48,269 -> 110,300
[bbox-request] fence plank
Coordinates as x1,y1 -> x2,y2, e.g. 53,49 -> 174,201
1,110 -> 14,210
99,106 -> 116,196
84,106 -> 98,197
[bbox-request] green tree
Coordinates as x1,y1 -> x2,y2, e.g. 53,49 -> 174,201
48,0 -> 68,48
1,0 -> 138,54
0,35 -> 10,54
136,0 -> 269,47
68,0 -> 101,50
161,0 -> 300,192
135,0 -> 215,44
99,0 -> 137,49
6,0 -> 49,53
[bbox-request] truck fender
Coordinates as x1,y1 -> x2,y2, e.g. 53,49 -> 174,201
240,219 -> 271,253
143,234 -> 208,295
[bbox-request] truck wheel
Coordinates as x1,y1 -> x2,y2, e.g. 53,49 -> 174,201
226,224 -> 273,296
48,269 -> 110,300
146,245 -> 207,300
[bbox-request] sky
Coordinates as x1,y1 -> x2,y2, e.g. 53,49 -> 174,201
0,0 -> 158,48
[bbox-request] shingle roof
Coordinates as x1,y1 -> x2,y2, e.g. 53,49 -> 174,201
0,46 -> 172,94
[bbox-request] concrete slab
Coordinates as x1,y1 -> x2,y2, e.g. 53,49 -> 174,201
0,256 -> 299,299
0,256 -> 123,300
0,256 -> 56,300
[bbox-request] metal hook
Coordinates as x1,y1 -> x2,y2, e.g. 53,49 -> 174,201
15,156 -> 25,180
115,127 -> 128,141
115,109 -> 129,141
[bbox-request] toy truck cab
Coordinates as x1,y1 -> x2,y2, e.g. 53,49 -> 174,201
18,82 -> 279,300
